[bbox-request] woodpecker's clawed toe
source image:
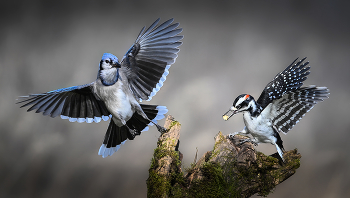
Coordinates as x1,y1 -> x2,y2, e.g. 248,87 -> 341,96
228,134 -> 236,140
239,138 -> 258,146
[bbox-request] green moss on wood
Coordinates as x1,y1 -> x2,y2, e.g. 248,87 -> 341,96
147,121 -> 301,197
147,170 -> 170,197
188,162 -> 228,198
149,148 -> 300,197
169,120 -> 181,129
211,132 -> 226,160
147,135 -> 186,197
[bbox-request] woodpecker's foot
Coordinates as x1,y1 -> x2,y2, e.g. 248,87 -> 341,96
228,132 -> 239,139
239,138 -> 258,146
156,124 -> 168,133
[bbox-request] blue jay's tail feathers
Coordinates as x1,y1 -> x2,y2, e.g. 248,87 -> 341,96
98,105 -> 168,158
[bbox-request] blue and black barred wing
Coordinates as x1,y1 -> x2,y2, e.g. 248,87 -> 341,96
17,83 -> 110,123
257,58 -> 311,110
262,86 -> 329,134
120,18 -> 183,102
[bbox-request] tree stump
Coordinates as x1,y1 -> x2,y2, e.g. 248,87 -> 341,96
147,115 -> 301,198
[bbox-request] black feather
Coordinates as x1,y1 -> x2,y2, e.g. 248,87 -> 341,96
17,83 -> 110,121
121,18 -> 182,101
257,57 -> 311,110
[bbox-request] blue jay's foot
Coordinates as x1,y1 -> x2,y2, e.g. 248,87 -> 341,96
239,138 -> 258,146
129,129 -> 141,140
155,124 -> 168,133
138,111 -> 168,133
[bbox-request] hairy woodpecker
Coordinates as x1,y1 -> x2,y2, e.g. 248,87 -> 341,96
222,58 -> 329,161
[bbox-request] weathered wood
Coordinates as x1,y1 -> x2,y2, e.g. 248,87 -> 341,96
147,115 -> 301,198
146,115 -> 184,198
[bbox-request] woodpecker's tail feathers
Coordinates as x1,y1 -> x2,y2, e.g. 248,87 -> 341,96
275,143 -> 285,162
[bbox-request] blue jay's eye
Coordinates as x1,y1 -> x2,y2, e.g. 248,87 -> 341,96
105,60 -> 110,64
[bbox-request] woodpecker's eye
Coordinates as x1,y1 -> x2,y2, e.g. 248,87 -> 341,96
236,104 -> 241,109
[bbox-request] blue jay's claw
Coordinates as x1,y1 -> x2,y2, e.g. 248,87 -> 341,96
129,129 -> 141,140
148,118 -> 168,133
155,124 -> 168,133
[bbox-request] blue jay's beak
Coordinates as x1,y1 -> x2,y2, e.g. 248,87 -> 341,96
113,62 -> 121,68
223,106 -> 238,121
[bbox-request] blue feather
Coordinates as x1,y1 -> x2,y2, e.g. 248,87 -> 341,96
47,83 -> 91,94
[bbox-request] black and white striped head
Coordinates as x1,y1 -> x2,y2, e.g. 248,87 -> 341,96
223,94 -> 259,120
98,53 -> 121,86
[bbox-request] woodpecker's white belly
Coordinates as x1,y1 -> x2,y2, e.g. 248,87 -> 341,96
94,80 -> 135,126
243,111 -> 275,144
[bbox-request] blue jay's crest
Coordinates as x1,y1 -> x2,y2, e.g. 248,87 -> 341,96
101,53 -> 119,62
17,18 -> 183,158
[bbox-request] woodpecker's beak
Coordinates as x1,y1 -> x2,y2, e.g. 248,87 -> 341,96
222,106 -> 238,121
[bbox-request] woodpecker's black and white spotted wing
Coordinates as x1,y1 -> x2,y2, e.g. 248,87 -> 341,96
262,86 -> 329,134
17,83 -> 111,123
257,58 -> 311,110
120,18 -> 183,102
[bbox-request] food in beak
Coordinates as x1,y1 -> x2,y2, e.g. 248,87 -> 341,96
223,115 -> 229,120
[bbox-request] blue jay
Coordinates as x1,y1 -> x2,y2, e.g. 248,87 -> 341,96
223,58 -> 329,161
17,18 -> 183,158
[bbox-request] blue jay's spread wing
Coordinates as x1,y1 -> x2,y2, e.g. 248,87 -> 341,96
120,18 -> 183,102
257,58 -> 310,110
262,86 -> 329,134
17,83 -> 111,123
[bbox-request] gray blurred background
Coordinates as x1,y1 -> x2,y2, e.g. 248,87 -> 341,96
1,0 -> 349,197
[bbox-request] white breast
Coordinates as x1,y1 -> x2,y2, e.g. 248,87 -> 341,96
93,80 -> 134,126
243,110 -> 275,144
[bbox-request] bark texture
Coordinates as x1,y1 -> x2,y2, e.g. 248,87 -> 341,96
147,115 -> 301,198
